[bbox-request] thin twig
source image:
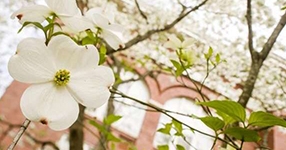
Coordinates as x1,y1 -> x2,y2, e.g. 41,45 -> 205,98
134,0 -> 148,23
8,119 -> 31,150
246,0 -> 256,60
107,0 -> 209,54
111,88 -> 239,149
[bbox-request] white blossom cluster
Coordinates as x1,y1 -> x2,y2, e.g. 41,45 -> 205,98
1,0 -> 286,113
86,0 -> 286,111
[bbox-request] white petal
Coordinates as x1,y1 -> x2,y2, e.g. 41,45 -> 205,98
168,34 -> 182,48
67,66 -> 115,108
182,38 -> 196,49
164,41 -> 177,49
60,15 -> 93,32
90,13 -> 110,28
45,0 -> 79,16
85,8 -> 102,20
20,83 -> 79,131
102,30 -> 125,50
11,5 -> 52,24
8,38 -> 56,83
48,35 -> 99,72
105,24 -> 125,34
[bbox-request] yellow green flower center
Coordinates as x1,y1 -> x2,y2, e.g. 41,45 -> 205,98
54,69 -> 70,86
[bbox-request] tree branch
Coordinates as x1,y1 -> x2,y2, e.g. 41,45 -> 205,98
260,11 -> 286,60
246,0 -> 258,60
238,10 -> 286,107
107,0 -> 209,54
7,119 -> 30,150
134,0 -> 148,23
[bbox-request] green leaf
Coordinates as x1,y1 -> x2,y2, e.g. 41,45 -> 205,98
170,59 -> 184,76
86,29 -> 95,40
281,5 -> 286,10
103,114 -> 122,125
107,133 -> 121,142
224,127 -> 261,142
172,120 -> 183,135
248,111 -> 286,128
215,53 -> 220,64
89,120 -> 107,134
18,21 -> 45,33
198,100 -> 246,122
157,145 -> 169,150
200,116 -> 225,131
157,123 -> 172,135
81,37 -> 95,45
217,110 -> 236,125
99,45 -> 107,65
176,145 -> 185,150
204,47 -> 213,59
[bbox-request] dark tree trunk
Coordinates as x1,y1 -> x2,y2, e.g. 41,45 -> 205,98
69,104 -> 85,150
238,61 -> 262,107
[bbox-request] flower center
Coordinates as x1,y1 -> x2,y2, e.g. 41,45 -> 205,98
54,69 -> 70,86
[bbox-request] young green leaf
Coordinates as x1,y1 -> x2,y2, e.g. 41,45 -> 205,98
99,45 -> 107,65
18,22 -> 45,33
157,145 -> 169,150
89,120 -> 107,134
215,53 -> 221,64
107,133 -> 121,142
170,59 -> 184,76
200,116 -> 225,131
157,123 -> 172,135
103,114 -> 122,125
198,100 -> 246,122
204,47 -> 213,59
176,144 -> 185,150
172,120 -> 183,135
248,111 -> 286,127
224,127 -> 261,142
217,110 -> 236,125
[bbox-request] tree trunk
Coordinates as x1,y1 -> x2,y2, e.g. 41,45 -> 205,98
69,104 -> 85,150
238,61 -> 263,107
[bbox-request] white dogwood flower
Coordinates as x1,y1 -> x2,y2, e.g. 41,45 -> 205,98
11,0 -> 91,32
85,8 -> 125,50
8,35 -> 114,131
165,34 -> 197,66
164,34 -> 196,51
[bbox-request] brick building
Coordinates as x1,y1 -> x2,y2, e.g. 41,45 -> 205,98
1,70 -> 286,150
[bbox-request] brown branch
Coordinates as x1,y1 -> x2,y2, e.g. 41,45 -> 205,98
7,119 -> 30,150
238,10 -> 286,107
107,0 -> 209,54
134,0 -> 148,23
260,11 -> 286,60
246,0 -> 258,60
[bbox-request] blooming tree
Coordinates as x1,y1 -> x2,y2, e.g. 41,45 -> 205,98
2,0 -> 286,150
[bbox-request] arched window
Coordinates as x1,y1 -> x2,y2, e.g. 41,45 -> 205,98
153,97 -> 214,150
87,71 -> 150,138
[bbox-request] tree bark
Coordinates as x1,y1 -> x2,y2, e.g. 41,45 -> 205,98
69,105 -> 85,150
238,9 -> 286,107
238,61 -> 262,107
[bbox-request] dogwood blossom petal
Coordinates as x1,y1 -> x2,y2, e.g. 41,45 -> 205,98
11,5 -> 52,24
45,0 -> 79,16
165,34 -> 182,49
67,66 -> 115,108
60,15 -> 93,32
102,30 -> 125,50
8,38 -> 56,83
182,38 -> 196,49
47,35 -> 99,71
88,12 -> 110,28
20,83 -> 79,131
